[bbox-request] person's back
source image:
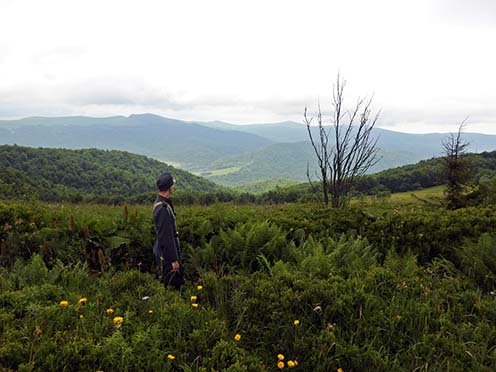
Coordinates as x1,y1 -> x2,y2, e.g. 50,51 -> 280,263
152,172 -> 183,289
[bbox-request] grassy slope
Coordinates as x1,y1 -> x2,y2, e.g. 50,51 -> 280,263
352,185 -> 446,207
1,200 -> 496,371
231,179 -> 300,194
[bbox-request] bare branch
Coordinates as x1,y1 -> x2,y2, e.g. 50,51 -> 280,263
304,74 -> 381,207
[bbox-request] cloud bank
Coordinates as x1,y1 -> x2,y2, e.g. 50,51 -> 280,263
0,0 -> 495,133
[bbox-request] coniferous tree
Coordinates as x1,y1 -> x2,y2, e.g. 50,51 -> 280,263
442,123 -> 473,209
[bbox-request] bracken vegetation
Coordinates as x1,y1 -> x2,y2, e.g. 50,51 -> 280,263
1,200 -> 496,371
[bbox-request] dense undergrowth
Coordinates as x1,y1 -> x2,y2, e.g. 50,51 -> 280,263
1,201 -> 496,371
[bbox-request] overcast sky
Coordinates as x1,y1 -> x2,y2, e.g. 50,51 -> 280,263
1,0 -> 496,134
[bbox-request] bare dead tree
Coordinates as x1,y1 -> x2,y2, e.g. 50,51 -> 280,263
442,121 -> 472,209
305,74 -> 381,208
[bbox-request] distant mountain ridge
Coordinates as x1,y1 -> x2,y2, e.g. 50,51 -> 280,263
0,114 -> 272,171
1,114 -> 495,185
201,122 -> 496,184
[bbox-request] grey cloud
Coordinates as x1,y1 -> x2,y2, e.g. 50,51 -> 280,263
276,100 -> 496,132
381,105 -> 496,125
62,78 -> 183,108
1,78 -> 496,133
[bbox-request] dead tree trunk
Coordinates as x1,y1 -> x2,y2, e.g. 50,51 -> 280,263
305,74 -> 381,208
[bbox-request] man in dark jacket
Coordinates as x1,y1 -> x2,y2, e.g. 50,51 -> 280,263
153,172 -> 183,289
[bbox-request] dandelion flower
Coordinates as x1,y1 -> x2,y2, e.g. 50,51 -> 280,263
106,308 -> 114,315
167,354 -> 175,360
197,285 -> 203,291
113,316 -> 124,325
293,319 -> 300,326
148,310 -> 154,314
234,333 -> 241,341
59,300 -> 69,308
287,360 -> 295,368
78,297 -> 87,305
337,368 -> 343,372
277,361 -> 285,369
190,295 -> 198,302
192,303 -> 199,309
277,354 -> 285,361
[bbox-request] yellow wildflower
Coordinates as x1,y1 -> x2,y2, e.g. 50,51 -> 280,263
277,361 -> 285,369
293,319 -> 300,326
59,300 -> 69,308
167,354 -> 175,360
294,360 -> 299,366
337,368 -> 343,372
234,333 -> 241,341
148,310 -> 154,314
277,354 -> 285,361
113,316 -> 124,325
287,360 -> 295,368
106,308 -> 114,315
79,315 -> 84,319
197,285 -> 203,291
78,297 -> 87,305
190,295 -> 198,302
192,303 -> 199,309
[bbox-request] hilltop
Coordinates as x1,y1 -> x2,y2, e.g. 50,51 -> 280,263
0,145 -> 222,204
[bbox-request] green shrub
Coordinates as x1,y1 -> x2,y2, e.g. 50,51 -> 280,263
455,233 -> 496,291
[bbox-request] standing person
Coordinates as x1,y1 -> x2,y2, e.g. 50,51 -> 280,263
152,172 -> 183,290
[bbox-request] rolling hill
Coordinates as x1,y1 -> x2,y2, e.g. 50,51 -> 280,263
0,114 -> 272,171
356,150 -> 496,194
199,123 -> 496,184
248,150 -> 496,204
0,145 -> 223,203
1,114 -> 495,185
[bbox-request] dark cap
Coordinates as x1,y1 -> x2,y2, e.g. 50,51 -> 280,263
156,172 -> 175,191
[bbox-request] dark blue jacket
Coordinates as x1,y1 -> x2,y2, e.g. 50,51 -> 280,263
152,195 -> 181,263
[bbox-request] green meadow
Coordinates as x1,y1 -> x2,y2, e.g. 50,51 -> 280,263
1,195 -> 496,371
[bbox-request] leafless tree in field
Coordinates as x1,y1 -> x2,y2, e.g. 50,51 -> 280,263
442,121 -> 472,209
304,74 -> 381,208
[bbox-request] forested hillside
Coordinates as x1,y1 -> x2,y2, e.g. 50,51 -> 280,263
0,145 -> 222,203
356,150 -> 496,194
254,150 -> 496,204
2,145 -> 495,205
